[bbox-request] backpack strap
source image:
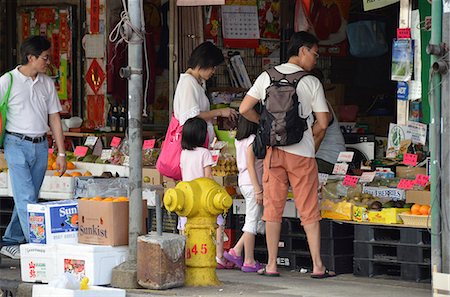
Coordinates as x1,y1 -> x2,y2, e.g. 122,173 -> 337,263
1,72 -> 13,106
266,67 -> 311,86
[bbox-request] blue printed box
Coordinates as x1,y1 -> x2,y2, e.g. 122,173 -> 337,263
27,200 -> 78,244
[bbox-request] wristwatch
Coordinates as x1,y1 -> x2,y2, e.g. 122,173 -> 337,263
58,152 -> 66,157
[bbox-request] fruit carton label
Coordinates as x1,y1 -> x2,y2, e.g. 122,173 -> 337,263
64,258 -> 86,281
29,212 -> 47,244
49,205 -> 78,233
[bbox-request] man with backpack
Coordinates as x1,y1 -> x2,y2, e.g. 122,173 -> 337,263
240,31 -> 335,278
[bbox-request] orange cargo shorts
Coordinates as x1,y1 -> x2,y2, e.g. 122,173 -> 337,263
262,147 -> 321,225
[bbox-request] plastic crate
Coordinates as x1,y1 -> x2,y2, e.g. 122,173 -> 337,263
354,258 -> 431,282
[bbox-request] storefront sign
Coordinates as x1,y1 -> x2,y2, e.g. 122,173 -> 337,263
363,0 -> 399,11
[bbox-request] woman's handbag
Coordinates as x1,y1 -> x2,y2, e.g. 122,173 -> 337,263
156,113 -> 183,181
0,72 -> 12,148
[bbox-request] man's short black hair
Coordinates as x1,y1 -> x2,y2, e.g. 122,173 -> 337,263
286,31 -> 319,59
187,41 -> 224,70
20,35 -> 51,65
181,117 -> 208,150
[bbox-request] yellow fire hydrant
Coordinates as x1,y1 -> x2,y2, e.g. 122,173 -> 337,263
163,177 -> 232,286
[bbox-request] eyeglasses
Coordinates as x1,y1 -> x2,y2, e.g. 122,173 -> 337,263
308,48 -> 320,59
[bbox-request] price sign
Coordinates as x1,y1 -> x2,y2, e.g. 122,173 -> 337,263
343,175 -> 359,187
84,136 -> 98,146
48,148 -> 54,154
415,174 -> 430,187
74,146 -> 89,157
403,153 -> 418,166
100,149 -> 112,160
397,179 -> 415,190
110,137 -> 121,148
332,163 -> 349,175
359,172 -> 376,184
337,151 -> 354,163
397,28 -> 411,39
210,150 -> 220,167
143,139 -> 156,150
318,173 -> 329,185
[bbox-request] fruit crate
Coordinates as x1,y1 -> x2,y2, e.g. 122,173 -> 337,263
399,213 -> 431,228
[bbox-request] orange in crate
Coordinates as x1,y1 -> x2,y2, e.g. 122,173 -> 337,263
410,204 -> 421,215
419,205 -> 430,215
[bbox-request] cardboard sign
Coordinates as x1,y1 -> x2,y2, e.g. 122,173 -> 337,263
397,179 -> 415,190
84,136 -> 98,147
143,139 -> 156,150
359,172 -> 376,184
100,149 -> 112,160
337,151 -> 354,163
415,174 -> 430,187
74,146 -> 89,157
332,163 -> 349,175
110,137 -> 121,148
343,175 -> 359,187
403,153 -> 418,166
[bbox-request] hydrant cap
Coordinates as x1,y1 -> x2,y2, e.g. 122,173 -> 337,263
163,188 -> 185,213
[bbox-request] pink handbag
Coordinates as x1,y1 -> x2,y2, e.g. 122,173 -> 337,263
156,114 -> 183,181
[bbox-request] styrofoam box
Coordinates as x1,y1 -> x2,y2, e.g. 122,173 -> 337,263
32,284 -> 125,297
40,171 -> 84,193
233,198 -> 297,218
20,244 -> 57,283
56,243 -> 128,285
73,162 -> 129,177
27,200 -> 78,244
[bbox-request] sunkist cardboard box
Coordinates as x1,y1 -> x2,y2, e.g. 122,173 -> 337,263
78,200 -> 129,246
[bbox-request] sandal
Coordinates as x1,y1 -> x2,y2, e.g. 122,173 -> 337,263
241,261 -> 264,273
224,248 -> 243,268
311,268 -> 337,279
216,257 -> 235,269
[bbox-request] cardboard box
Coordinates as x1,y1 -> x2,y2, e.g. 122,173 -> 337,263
0,153 -> 7,168
406,190 -> 431,205
368,208 -> 410,224
213,175 -> 238,187
78,200 -> 128,246
27,200 -> 78,244
20,244 -> 57,283
320,199 -> 353,221
162,176 -> 177,193
142,167 -> 163,185
396,166 -> 427,179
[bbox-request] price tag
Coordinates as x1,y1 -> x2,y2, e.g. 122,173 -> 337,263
415,174 -> 430,187
74,146 -> 89,157
397,28 -> 411,39
343,175 -> 359,187
100,149 -> 112,160
337,151 -> 354,163
48,148 -> 54,154
110,137 -> 121,148
359,172 -> 376,184
143,139 -> 156,150
318,173 -> 329,185
397,179 -> 415,190
210,150 -> 220,167
332,163 -> 349,175
84,136 -> 98,146
403,153 -> 418,166
123,155 -> 130,166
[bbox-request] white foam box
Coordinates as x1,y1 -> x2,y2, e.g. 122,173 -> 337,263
27,200 -> 78,245
56,243 -> 128,285
32,285 -> 125,297
20,244 -> 58,283
232,198 -> 297,218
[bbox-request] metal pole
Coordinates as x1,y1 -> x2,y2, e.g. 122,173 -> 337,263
127,0 -> 144,262
430,0 -> 442,273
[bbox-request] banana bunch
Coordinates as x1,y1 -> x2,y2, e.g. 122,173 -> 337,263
212,154 -> 238,176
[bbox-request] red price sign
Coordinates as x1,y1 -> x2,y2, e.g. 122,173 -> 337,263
110,137 -> 121,148
48,148 -> 54,154
403,153 -> 418,166
397,179 -> 415,190
397,28 -> 411,39
74,146 -> 89,157
415,174 -> 430,187
143,139 -> 156,149
343,175 -> 359,187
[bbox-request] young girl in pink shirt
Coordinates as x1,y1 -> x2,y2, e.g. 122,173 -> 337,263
224,115 -> 264,272
177,117 -> 234,269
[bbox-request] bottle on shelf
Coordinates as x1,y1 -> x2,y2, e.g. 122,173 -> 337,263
119,106 -> 126,132
111,106 -> 118,132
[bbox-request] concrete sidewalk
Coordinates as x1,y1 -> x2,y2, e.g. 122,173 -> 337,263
0,257 -> 431,297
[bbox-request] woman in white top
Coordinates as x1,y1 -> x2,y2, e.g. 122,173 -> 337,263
173,42 -> 238,144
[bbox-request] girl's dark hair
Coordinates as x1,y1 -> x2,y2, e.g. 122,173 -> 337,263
286,31 -> 319,59
20,36 -> 51,65
181,117 -> 208,150
187,42 -> 224,70
235,104 -> 261,140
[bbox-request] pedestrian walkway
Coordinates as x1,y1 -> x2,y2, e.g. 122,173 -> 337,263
0,257 -> 431,297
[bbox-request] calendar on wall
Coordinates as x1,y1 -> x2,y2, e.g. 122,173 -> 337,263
221,4 -> 260,48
